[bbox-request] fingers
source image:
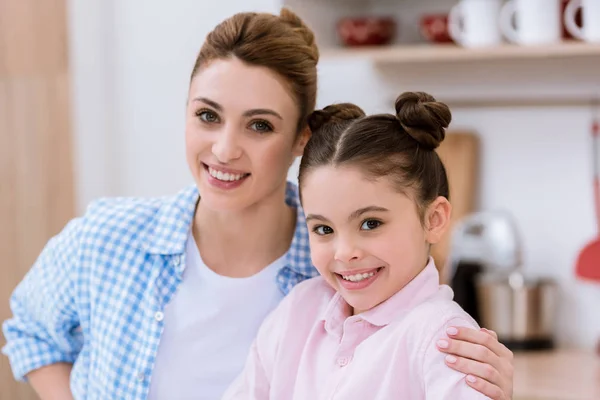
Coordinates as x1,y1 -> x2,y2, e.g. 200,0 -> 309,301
443,353 -> 501,387
444,326 -> 511,358
481,328 -> 498,341
465,374 -> 506,400
436,336 -> 498,367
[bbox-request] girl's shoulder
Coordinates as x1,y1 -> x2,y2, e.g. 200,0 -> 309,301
279,276 -> 335,317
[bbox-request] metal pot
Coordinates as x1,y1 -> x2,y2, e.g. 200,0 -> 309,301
476,271 -> 557,351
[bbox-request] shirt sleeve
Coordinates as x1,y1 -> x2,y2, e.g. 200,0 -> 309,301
2,217 -> 85,381
422,317 -> 491,400
221,287 -> 293,399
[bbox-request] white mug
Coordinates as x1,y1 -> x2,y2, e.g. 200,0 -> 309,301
500,0 -> 563,45
448,0 -> 503,47
564,0 -> 600,42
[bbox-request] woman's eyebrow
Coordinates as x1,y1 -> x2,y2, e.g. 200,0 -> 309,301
192,97 -> 282,120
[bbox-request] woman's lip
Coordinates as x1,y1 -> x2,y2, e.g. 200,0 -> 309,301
335,267 -> 383,276
203,162 -> 249,175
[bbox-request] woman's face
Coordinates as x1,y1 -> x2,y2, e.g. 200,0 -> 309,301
186,57 -> 309,211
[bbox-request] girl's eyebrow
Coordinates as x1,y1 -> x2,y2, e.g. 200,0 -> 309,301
349,206 -> 389,221
305,214 -> 329,223
306,206 -> 389,224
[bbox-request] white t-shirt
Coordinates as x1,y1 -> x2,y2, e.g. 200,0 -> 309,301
147,233 -> 285,400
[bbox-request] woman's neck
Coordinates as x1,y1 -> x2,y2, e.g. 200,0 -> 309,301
192,184 -> 297,278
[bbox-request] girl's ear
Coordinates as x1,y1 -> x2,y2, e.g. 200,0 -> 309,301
424,196 -> 452,244
292,126 -> 311,158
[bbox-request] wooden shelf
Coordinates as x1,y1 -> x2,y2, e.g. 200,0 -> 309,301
321,42 -> 600,64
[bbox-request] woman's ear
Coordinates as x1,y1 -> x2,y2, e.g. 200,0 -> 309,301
292,126 -> 312,158
424,196 -> 452,245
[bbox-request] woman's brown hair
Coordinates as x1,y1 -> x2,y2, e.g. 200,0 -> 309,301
298,92 -> 452,223
190,8 -> 319,133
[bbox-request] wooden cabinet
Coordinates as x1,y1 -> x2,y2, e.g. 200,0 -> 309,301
0,0 -> 75,398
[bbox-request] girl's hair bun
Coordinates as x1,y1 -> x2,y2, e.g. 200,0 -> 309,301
307,103 -> 365,132
394,92 -> 451,150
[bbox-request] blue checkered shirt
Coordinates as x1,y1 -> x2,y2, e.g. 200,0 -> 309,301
2,182 -> 317,399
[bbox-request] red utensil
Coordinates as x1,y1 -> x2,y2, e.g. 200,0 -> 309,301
575,99 -> 600,282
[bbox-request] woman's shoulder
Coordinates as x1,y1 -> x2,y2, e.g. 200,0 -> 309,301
77,185 -> 199,252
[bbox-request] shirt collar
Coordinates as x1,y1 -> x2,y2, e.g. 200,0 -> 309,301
320,257 -> 441,335
284,182 -> 316,278
137,181 -> 316,282
138,184 -> 199,255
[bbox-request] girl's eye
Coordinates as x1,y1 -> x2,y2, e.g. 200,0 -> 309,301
249,120 -> 273,133
313,225 -> 334,236
196,109 -> 219,123
361,219 -> 382,231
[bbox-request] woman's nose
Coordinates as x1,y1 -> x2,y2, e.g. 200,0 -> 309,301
212,125 -> 242,163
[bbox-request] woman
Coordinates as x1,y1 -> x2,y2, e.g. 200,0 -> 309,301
2,8 -> 513,400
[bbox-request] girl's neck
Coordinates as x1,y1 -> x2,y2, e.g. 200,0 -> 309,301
192,183 -> 296,278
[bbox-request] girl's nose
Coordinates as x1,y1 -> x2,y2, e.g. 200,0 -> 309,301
334,236 -> 364,263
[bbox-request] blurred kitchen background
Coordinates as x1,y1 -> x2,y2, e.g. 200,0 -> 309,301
2,0 -> 600,399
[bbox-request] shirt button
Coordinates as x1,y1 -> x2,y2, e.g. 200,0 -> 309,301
136,372 -> 145,382
173,255 -> 181,266
154,311 -> 164,322
337,357 -> 349,367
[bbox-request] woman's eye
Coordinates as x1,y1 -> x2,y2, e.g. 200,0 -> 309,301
361,219 -> 382,231
313,225 -> 334,236
249,120 -> 273,133
196,110 -> 219,123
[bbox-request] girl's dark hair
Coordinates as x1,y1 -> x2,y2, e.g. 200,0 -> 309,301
298,91 -> 451,223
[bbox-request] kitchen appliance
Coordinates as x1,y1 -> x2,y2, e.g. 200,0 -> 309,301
448,211 -> 557,351
476,271 -> 556,351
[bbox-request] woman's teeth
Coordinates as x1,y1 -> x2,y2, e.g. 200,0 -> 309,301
208,167 -> 247,182
341,271 -> 376,282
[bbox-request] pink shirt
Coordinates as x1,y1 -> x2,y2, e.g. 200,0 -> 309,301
223,259 -> 490,399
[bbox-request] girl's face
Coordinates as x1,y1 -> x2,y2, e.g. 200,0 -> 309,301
302,165 -> 451,314
186,57 -> 310,211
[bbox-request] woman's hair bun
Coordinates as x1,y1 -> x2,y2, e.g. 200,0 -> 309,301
279,7 -> 319,62
307,103 -> 365,132
394,92 -> 451,150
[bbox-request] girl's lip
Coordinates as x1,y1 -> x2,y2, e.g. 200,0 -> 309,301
336,267 -> 384,291
202,162 -> 249,175
335,267 -> 383,277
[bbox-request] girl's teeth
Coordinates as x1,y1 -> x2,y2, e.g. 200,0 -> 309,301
342,271 -> 376,282
208,167 -> 246,182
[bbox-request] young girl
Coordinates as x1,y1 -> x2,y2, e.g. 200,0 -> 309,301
223,92 -> 491,399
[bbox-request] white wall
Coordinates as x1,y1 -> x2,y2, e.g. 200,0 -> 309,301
68,0 -> 600,348
68,0 -> 281,207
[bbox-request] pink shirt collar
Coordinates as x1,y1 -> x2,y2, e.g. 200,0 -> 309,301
320,257 -> 440,337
